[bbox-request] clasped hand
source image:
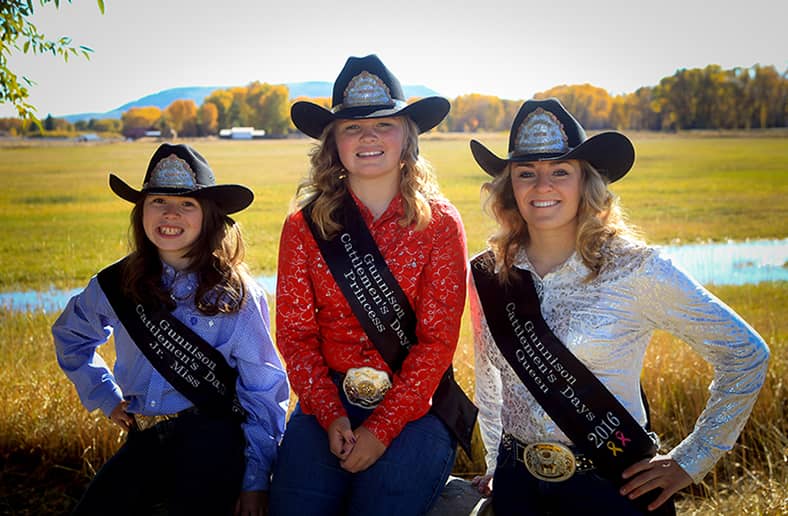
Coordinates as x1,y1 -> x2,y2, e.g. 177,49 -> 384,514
327,417 -> 387,473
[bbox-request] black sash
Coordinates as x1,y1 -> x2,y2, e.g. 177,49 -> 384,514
303,196 -> 477,456
97,259 -> 245,419
471,251 -> 656,481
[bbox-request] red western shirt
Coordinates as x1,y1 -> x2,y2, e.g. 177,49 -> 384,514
275,192 -> 468,446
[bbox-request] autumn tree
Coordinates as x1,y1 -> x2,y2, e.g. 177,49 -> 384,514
499,99 -> 523,130
203,89 -> 234,131
651,65 -> 787,130
0,116 -> 32,135
197,102 -> 218,136
204,82 -> 291,135
1,0 -> 103,120
42,114 -> 72,132
89,118 -> 121,133
447,94 -> 504,132
536,84 -> 613,129
121,106 -> 163,138
748,65 -> 787,128
248,83 -> 290,135
165,99 -> 198,137
610,88 -> 661,131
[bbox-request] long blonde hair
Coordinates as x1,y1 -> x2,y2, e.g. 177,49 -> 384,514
483,160 -> 640,282
292,117 -> 442,239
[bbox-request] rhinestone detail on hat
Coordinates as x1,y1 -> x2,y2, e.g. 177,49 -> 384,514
514,108 -> 569,155
338,71 -> 393,109
145,154 -> 197,189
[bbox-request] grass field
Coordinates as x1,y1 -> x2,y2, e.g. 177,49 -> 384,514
0,134 -> 786,514
1,133 -> 787,291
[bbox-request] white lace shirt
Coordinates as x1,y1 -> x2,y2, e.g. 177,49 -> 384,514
470,238 -> 769,482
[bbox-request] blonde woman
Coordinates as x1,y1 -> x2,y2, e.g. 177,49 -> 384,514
269,55 -> 475,516
468,98 -> 769,515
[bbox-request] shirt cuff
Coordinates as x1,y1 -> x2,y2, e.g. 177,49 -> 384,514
100,392 -> 123,419
313,403 -> 347,433
667,436 -> 718,483
242,459 -> 269,491
362,414 -> 400,448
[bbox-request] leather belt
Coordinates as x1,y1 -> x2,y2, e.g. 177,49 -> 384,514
503,433 -> 595,482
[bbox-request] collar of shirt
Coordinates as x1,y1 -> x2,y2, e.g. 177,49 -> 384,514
347,188 -> 404,229
160,261 -> 197,300
510,247 -> 587,281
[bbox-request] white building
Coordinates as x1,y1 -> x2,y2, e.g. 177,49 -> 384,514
219,127 -> 266,139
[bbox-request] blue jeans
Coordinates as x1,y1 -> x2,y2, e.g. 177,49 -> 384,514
492,439 -> 675,516
71,412 -> 244,516
269,399 -> 456,516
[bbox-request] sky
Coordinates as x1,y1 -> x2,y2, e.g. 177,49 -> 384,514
3,0 -> 787,118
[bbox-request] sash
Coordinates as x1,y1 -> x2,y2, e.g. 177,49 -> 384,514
471,250 -> 656,482
97,259 -> 245,419
303,196 -> 478,456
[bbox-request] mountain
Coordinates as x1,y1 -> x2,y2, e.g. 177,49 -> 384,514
62,82 -> 441,123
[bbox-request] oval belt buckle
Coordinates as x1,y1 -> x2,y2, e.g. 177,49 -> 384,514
342,367 -> 392,409
523,442 -> 576,482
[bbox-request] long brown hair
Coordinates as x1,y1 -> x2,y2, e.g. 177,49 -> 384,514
292,117 -> 442,239
122,196 -> 249,315
483,160 -> 640,283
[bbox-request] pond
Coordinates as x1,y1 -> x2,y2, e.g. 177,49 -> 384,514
1,239 -> 786,313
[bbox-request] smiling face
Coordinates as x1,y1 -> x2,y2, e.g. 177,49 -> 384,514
142,194 -> 203,270
510,159 -> 583,239
334,116 -> 406,185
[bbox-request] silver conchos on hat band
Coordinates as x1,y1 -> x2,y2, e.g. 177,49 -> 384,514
334,71 -> 393,111
513,107 -> 569,155
145,154 -> 197,189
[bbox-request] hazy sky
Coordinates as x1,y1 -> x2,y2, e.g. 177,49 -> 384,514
3,0 -> 786,118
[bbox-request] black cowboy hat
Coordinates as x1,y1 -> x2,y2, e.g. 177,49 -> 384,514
470,98 -> 634,182
290,54 -> 450,139
109,143 -> 253,214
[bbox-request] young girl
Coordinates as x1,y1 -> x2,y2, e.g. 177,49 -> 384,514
53,143 -> 289,515
269,55 -> 475,516
468,98 -> 769,515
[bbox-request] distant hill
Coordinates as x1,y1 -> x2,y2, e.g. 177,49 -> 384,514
62,82 -> 441,123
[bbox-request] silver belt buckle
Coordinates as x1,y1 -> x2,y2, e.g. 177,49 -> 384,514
523,442 -> 576,482
342,367 -> 391,409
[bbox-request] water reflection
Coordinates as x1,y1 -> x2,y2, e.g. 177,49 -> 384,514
660,239 -> 787,286
2,239 -> 786,313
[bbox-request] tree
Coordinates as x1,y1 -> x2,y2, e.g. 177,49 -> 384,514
0,116 -> 29,135
447,94 -> 504,132
248,82 -> 290,135
88,117 -> 121,133
197,102 -> 218,136
165,99 -> 198,137
749,65 -> 786,128
203,89 -> 234,130
500,99 -> 522,130
1,0 -> 104,120
121,106 -> 162,138
536,84 -> 613,129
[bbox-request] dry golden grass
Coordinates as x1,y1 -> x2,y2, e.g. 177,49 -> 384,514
1,280 -> 785,513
